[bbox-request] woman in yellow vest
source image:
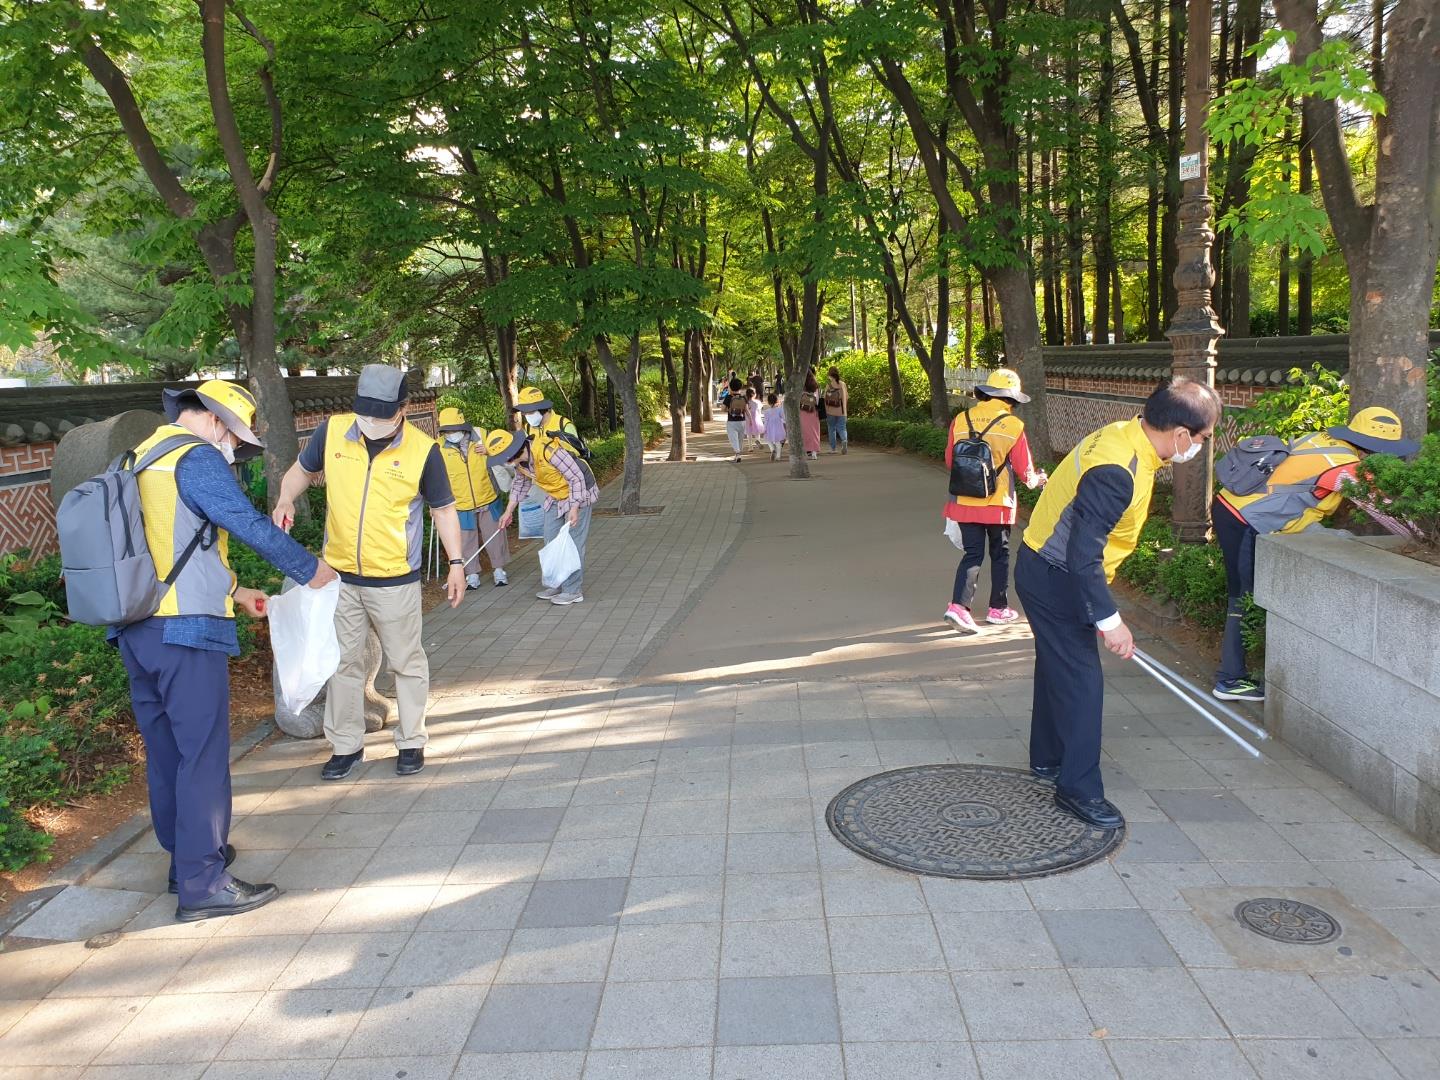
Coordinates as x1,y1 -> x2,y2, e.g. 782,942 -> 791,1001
489,425 -> 599,605
273,365 -> 466,782
1210,406 -> 1418,703
1018,378 -> 1221,829
437,407 -> 511,588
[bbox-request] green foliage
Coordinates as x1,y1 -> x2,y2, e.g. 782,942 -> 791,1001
1346,433 -> 1440,549
437,384 -> 509,433
632,376 -> 667,425
828,351 -> 930,418
973,331 -> 1006,370
1115,520 -> 1230,632
1232,364 -> 1350,440
846,418 -> 939,456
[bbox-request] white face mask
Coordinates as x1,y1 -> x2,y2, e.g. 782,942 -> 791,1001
445,432 -> 465,445
1172,430 -> 1203,464
357,415 -> 401,441
207,417 -> 236,464
524,411 -> 544,427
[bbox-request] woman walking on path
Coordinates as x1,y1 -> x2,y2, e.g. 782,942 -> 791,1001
744,386 -> 764,447
762,391 -> 787,460
942,369 -> 1047,635
725,378 -> 749,461
824,366 -> 849,454
799,372 -> 822,459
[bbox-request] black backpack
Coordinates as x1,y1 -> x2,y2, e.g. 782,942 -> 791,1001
948,411 -> 1011,499
551,424 -> 593,462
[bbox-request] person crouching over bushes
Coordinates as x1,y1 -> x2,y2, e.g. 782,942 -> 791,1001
1210,405 -> 1419,703
437,407 -> 510,589
942,368 -> 1047,635
490,426 -> 599,605
273,364 -> 467,783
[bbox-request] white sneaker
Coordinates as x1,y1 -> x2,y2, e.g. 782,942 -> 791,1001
551,591 -> 584,606
465,573 -> 481,590
536,586 -> 560,599
493,568 -> 509,586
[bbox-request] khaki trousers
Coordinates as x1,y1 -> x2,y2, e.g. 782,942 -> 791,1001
324,581 -> 428,755
461,510 -> 510,572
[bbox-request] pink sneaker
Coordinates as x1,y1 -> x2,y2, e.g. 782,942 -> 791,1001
943,604 -> 980,634
987,607 -> 1021,625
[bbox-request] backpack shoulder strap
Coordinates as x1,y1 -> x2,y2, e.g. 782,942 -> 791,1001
132,434 -> 208,474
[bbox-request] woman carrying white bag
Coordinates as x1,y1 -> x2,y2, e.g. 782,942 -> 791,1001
487,427 -> 598,606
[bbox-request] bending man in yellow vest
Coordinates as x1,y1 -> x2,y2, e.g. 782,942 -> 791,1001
1018,378 -> 1221,829
273,365 -> 465,782
438,407 -> 511,589
489,426 -> 600,605
120,380 -> 337,921
1210,406 -> 1418,703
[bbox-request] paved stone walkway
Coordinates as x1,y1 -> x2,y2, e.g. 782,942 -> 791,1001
2,432 -> 1438,1079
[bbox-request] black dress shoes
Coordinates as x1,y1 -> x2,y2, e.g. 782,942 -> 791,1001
175,877 -> 280,922
168,842 -> 237,895
396,749 -> 425,776
321,750 -> 364,781
1030,764 -> 1061,782
1054,790 -> 1125,830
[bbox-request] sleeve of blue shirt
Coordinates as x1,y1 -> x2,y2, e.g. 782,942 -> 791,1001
1064,464 -> 1134,626
175,446 -> 320,586
297,418 -> 328,473
420,445 -> 456,509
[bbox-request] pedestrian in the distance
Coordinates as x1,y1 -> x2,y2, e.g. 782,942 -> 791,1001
762,391 -> 787,460
437,407 -> 510,589
942,368 -> 1047,634
824,366 -> 849,454
749,367 -> 765,399
744,386 -> 764,448
799,373 -> 822,459
725,377 -> 749,461
1017,377 -> 1221,829
774,369 -> 785,396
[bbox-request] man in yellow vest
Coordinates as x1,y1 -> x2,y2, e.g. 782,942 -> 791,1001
1018,378 -> 1221,828
120,380 -> 337,921
488,425 -> 599,605
437,407 -> 511,589
1211,405 -> 1418,703
273,365 -> 465,781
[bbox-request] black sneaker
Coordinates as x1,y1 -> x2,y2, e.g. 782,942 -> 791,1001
396,749 -> 425,776
1213,678 -> 1265,702
175,877 -> 280,922
1030,764 -> 1061,782
168,842 -> 237,895
321,750 -> 364,781
1054,791 -> 1124,830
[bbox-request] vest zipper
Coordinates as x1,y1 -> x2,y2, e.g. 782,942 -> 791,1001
356,454 -> 375,574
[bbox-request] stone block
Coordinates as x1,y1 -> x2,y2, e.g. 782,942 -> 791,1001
1267,684 -> 1397,820
49,410 -> 163,507
1374,571 -> 1440,698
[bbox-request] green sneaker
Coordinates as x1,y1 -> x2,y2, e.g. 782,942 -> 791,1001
1213,678 -> 1264,702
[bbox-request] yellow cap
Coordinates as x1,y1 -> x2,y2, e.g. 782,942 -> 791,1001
438,407 -> 467,430
1328,406 -> 1419,456
513,387 -> 555,412
975,368 -> 1029,404
484,428 -> 527,462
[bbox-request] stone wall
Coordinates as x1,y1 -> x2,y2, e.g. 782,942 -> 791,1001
0,372 -> 438,559
1256,531 -> 1440,848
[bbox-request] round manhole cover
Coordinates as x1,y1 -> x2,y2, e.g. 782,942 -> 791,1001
825,764 -> 1124,880
1235,898 -> 1341,944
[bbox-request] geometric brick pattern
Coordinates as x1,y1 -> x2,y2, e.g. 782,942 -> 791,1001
0,482 -> 61,557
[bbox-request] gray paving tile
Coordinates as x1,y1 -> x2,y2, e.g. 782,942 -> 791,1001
96,991 -> 261,1064
1149,790 -> 1262,823
50,939 -> 201,998
0,995 -> 148,1065
631,834 -> 727,877
539,838 -> 636,880
270,847 -> 372,890
592,979 -> 717,1049
382,929 -> 509,986
1193,971 -> 1360,1038
1104,1039 -> 1257,1078
1041,909 -> 1180,968
820,869 -> 927,917
1374,1039 -> 1440,1080
1024,863 -> 1138,910
581,1047 -> 711,1079
1114,822 -> 1207,863
971,1041 -> 1117,1080
1314,971 -> 1440,1038
471,807 -> 566,844
0,941 -> 91,999
1371,908 -> 1440,965
1275,821 -> 1405,863
203,1061 -> 332,1080
416,883 -> 530,931
163,935 -> 305,993
517,878 -> 627,928
465,983 -> 603,1053
11,887 -> 153,943
452,1051 -> 586,1080
354,843 -> 465,886
295,812 -> 395,849
919,877 -> 1033,913
1314,861 -> 1440,909
622,875 -> 725,924
827,914 -> 946,973
840,1041 -> 979,1079
609,922 -> 721,981
1070,968 -> 1225,1037
447,843 -> 550,884
950,970 -> 1092,1041
1237,1038 -> 1403,1079
342,985 -> 485,1057
834,972 -> 965,1042
1176,823 -> 1304,863
728,799 -> 813,833
720,919 -> 832,977
723,872 -> 824,922
270,932 -> 407,990
315,885 -> 442,935
1115,862 -> 1223,909
725,832 -> 817,874
496,926 -> 616,984
932,910 -> 1061,970
218,987 -> 372,1060
717,975 -> 841,1046
713,1044 -> 844,1079
556,803 -> 646,840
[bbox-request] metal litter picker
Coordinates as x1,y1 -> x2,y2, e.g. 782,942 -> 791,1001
1130,648 -> 1269,759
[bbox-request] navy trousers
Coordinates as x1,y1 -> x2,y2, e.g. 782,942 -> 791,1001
117,620 -> 233,906
1212,496 -> 1258,684
1014,545 -> 1106,801
953,523 -> 1011,610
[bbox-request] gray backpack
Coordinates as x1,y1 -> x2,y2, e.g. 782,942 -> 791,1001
1216,433 -> 1342,534
58,433 -> 211,626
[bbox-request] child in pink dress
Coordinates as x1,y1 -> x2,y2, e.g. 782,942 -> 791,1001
762,392 -> 787,460
744,387 -> 764,448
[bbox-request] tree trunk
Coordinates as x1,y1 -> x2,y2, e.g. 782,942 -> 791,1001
593,334 -> 644,513
885,286 -> 904,411
1164,0 -> 1184,323
1093,17 -> 1116,347
993,263 -> 1053,459
964,270 -> 975,365
860,287 -> 870,353
1113,263 -> 1126,342
244,210 -> 300,512
657,323 -> 688,462
701,339 -> 714,422
928,223 -> 952,426
578,350 -> 598,424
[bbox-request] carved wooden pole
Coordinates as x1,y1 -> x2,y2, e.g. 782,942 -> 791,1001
1166,0 -> 1225,543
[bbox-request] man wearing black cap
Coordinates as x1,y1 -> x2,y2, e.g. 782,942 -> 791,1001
273,365 -> 465,781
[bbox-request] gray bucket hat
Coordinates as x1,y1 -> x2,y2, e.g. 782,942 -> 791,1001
354,365 -> 409,419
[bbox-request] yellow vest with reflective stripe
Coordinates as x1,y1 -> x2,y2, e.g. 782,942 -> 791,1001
133,424 -> 234,618
322,415 -> 434,577
1023,418 -> 1163,583
439,433 -> 497,511
949,399 -> 1024,509
531,438 -> 572,501
1219,432 -> 1357,535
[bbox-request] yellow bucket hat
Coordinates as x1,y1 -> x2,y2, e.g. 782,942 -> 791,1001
484,428 -> 527,463
1328,406 -> 1419,456
513,387 -> 555,413
162,379 -> 263,461
975,367 -> 1029,404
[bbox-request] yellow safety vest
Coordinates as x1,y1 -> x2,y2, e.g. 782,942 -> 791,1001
1024,418 -> 1163,583
949,399 -> 1025,510
322,414 -> 434,578
530,438 -> 573,502
439,432 -> 498,512
1219,433 -> 1358,535
133,424 -> 234,618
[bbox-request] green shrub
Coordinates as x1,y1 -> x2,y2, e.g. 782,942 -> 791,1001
974,329 -> 1005,369
1346,432 -> 1440,549
437,383 -> 511,431
828,351 -> 931,418
0,551 -> 64,611
1232,364 -> 1349,440
632,376 -> 667,424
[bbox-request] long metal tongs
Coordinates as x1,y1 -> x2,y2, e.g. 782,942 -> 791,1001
1130,647 -> 1269,759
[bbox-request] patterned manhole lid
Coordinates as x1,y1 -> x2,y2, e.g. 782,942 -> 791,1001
1234,898 -> 1342,944
825,764 -> 1124,880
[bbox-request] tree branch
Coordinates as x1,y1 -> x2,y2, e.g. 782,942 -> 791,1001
226,1 -> 282,196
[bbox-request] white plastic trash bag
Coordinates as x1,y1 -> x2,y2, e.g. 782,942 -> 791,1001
943,519 -> 966,551
266,578 -> 341,715
538,523 -> 581,588
518,497 -> 545,540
